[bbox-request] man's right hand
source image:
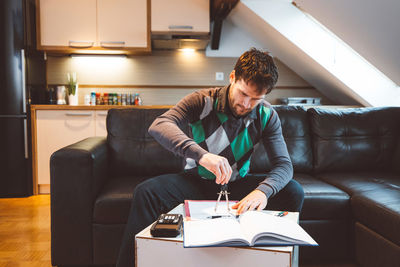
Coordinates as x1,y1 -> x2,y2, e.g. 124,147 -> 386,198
199,153 -> 232,185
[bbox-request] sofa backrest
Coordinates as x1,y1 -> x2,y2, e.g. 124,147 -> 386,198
308,107 -> 400,173
250,105 -> 313,174
106,106 -> 400,178
107,108 -> 184,177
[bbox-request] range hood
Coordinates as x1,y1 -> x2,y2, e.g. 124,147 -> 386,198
151,33 -> 210,50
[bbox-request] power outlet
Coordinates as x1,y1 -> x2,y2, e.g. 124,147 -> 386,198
215,72 -> 224,81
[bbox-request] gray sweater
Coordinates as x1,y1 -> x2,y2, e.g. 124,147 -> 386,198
148,86 -> 293,198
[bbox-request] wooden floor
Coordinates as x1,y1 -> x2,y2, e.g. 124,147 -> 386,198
0,195 -> 358,267
0,195 -> 51,267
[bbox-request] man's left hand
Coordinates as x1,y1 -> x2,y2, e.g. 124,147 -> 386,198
231,190 -> 268,215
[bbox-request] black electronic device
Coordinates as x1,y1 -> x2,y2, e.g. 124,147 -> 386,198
150,214 -> 183,238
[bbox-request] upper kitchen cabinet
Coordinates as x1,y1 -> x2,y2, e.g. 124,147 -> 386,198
151,0 -> 209,34
38,0 -> 97,49
37,0 -> 150,54
97,0 -> 148,49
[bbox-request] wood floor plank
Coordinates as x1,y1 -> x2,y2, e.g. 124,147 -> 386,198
0,196 -> 51,267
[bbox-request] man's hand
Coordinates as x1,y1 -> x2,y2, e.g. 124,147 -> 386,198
199,153 -> 232,185
231,190 -> 268,215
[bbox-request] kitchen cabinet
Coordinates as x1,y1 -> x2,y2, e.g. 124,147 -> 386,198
37,0 -> 150,54
36,110 -> 96,192
35,110 -> 110,192
97,0 -> 148,49
151,0 -> 209,33
38,0 -> 97,48
95,110 -> 108,137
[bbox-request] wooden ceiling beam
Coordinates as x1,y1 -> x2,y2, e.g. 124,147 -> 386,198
210,0 -> 239,50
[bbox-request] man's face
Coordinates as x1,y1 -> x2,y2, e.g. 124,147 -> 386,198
228,71 -> 267,117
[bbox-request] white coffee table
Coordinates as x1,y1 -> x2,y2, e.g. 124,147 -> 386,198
135,204 -> 299,267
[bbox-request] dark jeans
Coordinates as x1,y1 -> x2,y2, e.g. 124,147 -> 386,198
116,172 -> 304,267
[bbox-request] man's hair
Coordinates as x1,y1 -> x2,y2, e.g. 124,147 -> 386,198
234,48 -> 278,94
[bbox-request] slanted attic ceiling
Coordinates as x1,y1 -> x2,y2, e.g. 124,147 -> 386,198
213,0 -> 399,106
295,0 -> 400,86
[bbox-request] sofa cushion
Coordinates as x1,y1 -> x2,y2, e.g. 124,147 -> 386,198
316,171 -> 400,195
308,107 -> 400,173
250,106 -> 313,173
295,174 -> 350,220
352,186 -> 400,247
93,176 -> 150,224
316,171 -> 400,245
94,174 -> 352,224
107,108 -> 184,177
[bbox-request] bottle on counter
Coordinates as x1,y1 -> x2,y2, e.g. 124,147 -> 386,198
90,92 -> 96,106
96,93 -> 101,105
117,93 -> 122,105
122,93 -> 127,106
130,93 -> 135,105
103,93 -> 109,105
126,93 -> 132,105
134,93 -> 142,106
84,94 -> 91,105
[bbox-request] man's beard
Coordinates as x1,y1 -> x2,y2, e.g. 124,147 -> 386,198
232,104 -> 252,117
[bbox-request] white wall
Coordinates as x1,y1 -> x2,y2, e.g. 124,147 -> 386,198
46,50 -> 331,105
206,17 -> 267,57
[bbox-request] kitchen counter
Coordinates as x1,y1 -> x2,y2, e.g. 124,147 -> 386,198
30,104 -> 173,110
31,104 -> 360,111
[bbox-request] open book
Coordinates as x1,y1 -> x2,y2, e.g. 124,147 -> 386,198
183,210 -> 318,247
184,200 -> 238,220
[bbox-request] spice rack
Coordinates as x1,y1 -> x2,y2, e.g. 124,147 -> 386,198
86,92 -> 142,106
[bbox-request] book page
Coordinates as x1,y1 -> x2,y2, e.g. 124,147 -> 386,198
183,218 -> 248,247
239,211 -> 317,246
184,200 -> 238,220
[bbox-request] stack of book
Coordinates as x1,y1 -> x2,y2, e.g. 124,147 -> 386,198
183,200 -> 318,248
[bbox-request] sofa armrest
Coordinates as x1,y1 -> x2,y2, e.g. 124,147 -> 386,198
50,136 -> 108,266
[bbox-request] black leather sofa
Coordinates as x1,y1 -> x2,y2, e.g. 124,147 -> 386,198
50,106 -> 400,267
